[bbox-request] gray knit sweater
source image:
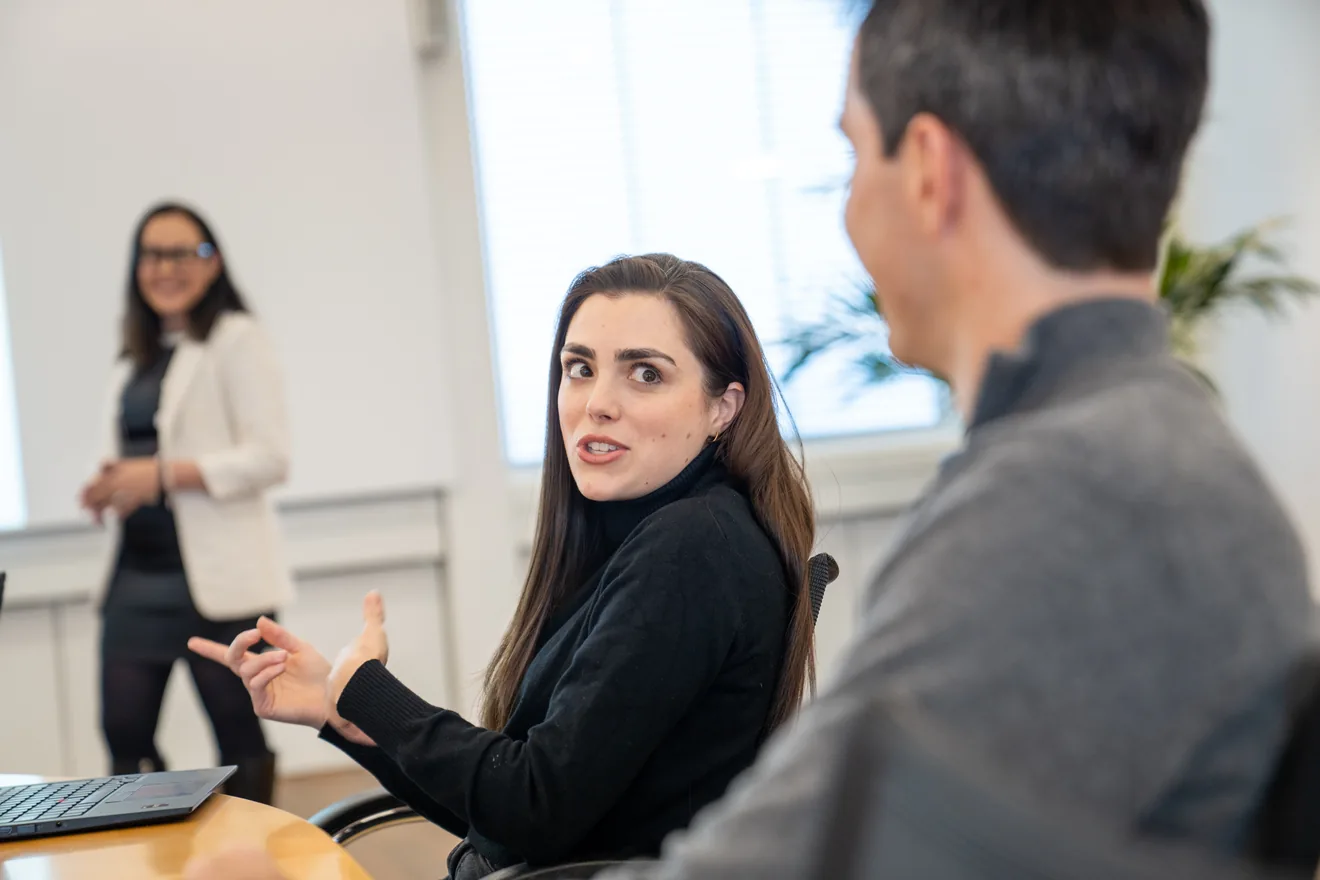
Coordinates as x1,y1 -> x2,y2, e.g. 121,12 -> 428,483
604,299 -> 1315,879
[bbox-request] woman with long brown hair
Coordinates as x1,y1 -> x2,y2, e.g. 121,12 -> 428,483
192,254 -> 816,878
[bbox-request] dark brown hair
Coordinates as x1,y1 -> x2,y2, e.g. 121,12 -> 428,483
481,254 -> 816,732
857,0 -> 1208,272
122,202 -> 248,370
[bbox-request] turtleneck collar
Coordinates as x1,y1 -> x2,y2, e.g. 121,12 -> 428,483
970,298 -> 1168,430
592,443 -> 725,549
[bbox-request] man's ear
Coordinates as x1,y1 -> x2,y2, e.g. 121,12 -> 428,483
900,112 -> 965,235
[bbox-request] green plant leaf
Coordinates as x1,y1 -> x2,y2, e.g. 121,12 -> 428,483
779,282 -> 891,382
1159,218 -> 1315,328
857,351 -> 907,385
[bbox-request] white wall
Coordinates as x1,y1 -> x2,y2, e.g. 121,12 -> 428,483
0,244 -> 24,529
1183,0 -> 1320,589
0,0 -> 453,527
411,0 -> 525,717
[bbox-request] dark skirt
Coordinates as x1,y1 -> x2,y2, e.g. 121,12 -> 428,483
101,567 -> 273,663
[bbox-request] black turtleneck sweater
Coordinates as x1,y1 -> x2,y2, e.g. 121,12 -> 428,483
324,447 -> 791,869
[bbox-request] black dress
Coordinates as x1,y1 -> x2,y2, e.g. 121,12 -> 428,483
98,338 -> 276,797
100,344 -> 272,660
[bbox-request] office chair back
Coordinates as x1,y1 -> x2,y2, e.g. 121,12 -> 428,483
807,553 -> 838,625
1246,650 -> 1320,872
485,861 -> 643,880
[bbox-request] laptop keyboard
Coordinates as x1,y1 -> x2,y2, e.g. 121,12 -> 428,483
0,776 -> 140,826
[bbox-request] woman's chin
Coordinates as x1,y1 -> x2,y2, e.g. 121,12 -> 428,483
576,480 -> 621,502
573,472 -> 639,503
143,293 -> 200,319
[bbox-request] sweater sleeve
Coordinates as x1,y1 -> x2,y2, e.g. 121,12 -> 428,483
317,724 -> 469,839
335,503 -> 744,865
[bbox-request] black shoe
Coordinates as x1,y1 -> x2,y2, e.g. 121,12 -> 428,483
221,751 -> 277,805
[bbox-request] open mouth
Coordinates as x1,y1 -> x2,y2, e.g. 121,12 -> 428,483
577,436 -> 629,464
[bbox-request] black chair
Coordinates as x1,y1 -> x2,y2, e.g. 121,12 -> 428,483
1246,651 -> 1320,874
484,862 -> 648,880
309,553 -> 841,879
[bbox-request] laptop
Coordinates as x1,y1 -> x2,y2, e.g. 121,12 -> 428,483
0,572 -> 235,841
0,768 -> 235,840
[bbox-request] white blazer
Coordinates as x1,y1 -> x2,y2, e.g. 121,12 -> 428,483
93,311 -> 295,620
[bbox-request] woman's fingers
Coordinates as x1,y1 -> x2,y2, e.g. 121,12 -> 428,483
256,616 -> 304,653
238,650 -> 288,686
188,637 -> 232,666
81,477 -> 111,507
248,660 -> 288,693
224,629 -> 264,671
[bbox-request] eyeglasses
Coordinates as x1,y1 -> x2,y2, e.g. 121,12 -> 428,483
137,242 -> 216,266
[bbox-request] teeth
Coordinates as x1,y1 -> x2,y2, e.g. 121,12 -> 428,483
586,442 -> 620,454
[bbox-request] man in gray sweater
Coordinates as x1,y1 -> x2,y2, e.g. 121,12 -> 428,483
601,0 -> 1315,878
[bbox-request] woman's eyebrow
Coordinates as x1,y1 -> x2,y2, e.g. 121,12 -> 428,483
561,342 -> 595,359
616,347 -> 676,366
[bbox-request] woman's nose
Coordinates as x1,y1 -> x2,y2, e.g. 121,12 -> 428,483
585,382 -> 621,422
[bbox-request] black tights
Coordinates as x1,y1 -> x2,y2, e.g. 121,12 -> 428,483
101,653 -> 269,773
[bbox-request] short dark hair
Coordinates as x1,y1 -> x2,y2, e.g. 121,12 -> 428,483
122,201 -> 248,371
856,0 -> 1210,272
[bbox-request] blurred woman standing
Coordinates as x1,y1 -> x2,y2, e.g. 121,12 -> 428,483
80,202 -> 293,803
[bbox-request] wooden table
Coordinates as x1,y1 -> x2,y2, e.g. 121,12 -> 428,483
0,775 -> 371,879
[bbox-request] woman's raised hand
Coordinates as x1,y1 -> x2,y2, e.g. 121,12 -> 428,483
189,617 -> 331,729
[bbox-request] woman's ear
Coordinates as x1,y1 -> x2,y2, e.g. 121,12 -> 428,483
710,382 -> 746,438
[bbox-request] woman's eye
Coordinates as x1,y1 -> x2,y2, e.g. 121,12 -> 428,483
629,364 -> 662,385
565,361 -> 592,379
